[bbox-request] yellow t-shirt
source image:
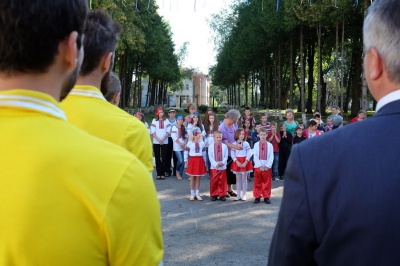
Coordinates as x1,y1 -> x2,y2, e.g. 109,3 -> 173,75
0,89 -> 163,266
60,85 -> 153,173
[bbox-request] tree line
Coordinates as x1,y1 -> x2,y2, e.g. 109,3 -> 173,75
209,0 -> 372,117
89,0 -> 181,108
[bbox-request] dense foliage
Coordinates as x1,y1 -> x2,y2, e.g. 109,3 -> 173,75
209,0 -> 371,116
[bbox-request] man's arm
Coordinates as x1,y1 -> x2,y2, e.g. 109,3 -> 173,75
268,144 -> 317,266
125,119 -> 154,173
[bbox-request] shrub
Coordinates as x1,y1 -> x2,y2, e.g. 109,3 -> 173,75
198,105 -> 208,113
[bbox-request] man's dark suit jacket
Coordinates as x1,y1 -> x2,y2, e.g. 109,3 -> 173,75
268,99 -> 400,266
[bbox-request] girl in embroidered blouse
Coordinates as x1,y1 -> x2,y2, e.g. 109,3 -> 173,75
151,108 -> 171,180
203,112 -> 219,171
230,129 -> 253,201
184,128 -> 207,201
171,115 -> 187,180
186,113 -> 206,137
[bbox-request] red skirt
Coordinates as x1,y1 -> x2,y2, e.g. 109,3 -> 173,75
231,156 -> 253,174
187,156 -> 207,176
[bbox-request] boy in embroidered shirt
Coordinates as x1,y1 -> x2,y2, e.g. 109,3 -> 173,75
259,113 -> 271,132
252,128 -> 274,204
208,131 -> 229,201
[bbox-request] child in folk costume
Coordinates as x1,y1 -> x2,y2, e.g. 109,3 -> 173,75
151,107 -> 171,180
186,113 -> 206,137
171,115 -> 187,180
208,131 -> 229,201
230,129 -> 253,201
184,127 -> 207,201
203,112 -> 219,171
183,103 -> 197,127
253,128 -> 274,204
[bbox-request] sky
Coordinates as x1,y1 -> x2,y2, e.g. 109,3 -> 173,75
155,0 -> 233,74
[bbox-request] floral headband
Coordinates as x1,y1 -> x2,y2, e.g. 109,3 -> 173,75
155,107 -> 163,116
192,127 -> 201,136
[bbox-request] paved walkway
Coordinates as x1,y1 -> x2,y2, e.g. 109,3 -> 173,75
153,171 -> 284,265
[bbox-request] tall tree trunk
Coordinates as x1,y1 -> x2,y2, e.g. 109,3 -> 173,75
351,49 -> 362,116
335,19 -> 339,107
289,37 -> 294,109
300,24 -> 306,124
277,43 -> 282,111
317,21 -> 322,112
306,42 -> 314,114
251,71 -> 255,107
244,73 -> 248,106
341,20 -> 345,113
235,78 -> 241,106
263,56 -> 268,107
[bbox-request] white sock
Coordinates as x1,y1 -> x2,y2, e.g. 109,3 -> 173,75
191,190 -> 195,196
195,189 -> 200,195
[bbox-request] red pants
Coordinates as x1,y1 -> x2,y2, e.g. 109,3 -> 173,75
253,168 -> 271,199
210,169 -> 227,197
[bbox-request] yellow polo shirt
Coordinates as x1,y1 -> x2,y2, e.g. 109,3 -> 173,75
60,85 -> 153,173
0,89 -> 163,266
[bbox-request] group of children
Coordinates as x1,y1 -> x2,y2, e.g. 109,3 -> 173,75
149,104 -> 362,204
183,126 -> 273,204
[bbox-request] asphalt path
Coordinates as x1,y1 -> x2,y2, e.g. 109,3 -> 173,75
153,171 -> 284,266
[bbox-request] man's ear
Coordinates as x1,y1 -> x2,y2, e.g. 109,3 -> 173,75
367,48 -> 383,81
112,92 -> 121,106
101,52 -> 113,74
61,31 -> 79,70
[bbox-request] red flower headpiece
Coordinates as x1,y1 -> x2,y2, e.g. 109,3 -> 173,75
193,127 -> 201,137
242,130 -> 248,139
155,107 -> 163,116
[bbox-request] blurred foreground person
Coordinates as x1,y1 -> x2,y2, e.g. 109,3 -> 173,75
269,1 -> 400,265
0,1 -> 163,265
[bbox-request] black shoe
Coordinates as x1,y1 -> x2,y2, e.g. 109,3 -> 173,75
254,198 -> 261,203
227,191 -> 237,197
264,198 -> 271,204
280,176 -> 284,180
211,196 -> 218,201
164,173 -> 171,177
220,196 -> 226,201
225,193 -> 230,198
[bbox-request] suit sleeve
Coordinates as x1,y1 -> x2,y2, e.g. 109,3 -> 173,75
268,144 -> 317,266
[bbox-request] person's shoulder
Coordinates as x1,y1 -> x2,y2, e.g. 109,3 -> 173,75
57,122 -> 140,178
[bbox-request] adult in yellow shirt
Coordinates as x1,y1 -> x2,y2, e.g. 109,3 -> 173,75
0,1 -> 163,265
60,11 -> 153,173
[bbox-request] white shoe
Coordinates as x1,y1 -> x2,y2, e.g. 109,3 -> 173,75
195,195 -> 203,201
189,195 -> 195,201
234,196 -> 241,201
242,195 -> 247,201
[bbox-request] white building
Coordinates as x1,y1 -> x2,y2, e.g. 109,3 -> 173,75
140,72 -> 210,108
